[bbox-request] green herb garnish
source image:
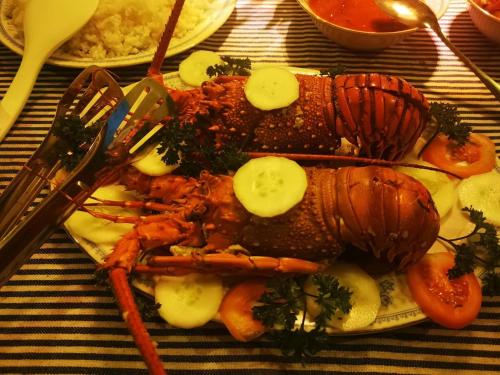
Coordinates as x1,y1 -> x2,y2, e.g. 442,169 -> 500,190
439,207 -> 500,296
207,56 -> 252,77
418,102 -> 472,157
319,64 -> 346,78
430,102 -> 472,145
253,274 -> 352,358
52,115 -> 101,170
155,118 -> 249,176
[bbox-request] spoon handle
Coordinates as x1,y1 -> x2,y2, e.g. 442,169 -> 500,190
0,51 -> 45,142
432,25 -> 500,101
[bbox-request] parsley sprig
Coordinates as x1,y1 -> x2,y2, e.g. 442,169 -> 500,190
52,115 -> 101,170
439,207 -> 500,296
207,56 -> 252,77
253,274 -> 352,358
155,118 -> 249,176
418,103 -> 472,157
319,64 -> 346,78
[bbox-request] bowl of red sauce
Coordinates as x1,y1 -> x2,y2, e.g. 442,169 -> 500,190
467,0 -> 500,44
297,0 -> 449,50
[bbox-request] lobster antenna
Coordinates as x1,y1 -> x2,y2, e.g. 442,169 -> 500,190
148,0 -> 186,83
247,152 -> 462,179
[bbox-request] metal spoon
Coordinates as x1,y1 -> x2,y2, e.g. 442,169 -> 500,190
0,0 -> 99,142
374,0 -> 500,101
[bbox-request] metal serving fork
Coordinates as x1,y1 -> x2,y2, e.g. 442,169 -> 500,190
0,67 -> 170,287
0,66 -> 122,238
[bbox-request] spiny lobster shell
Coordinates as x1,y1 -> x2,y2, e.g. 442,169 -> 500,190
239,166 -> 440,269
198,73 -> 429,160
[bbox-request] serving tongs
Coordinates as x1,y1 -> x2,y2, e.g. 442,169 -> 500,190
0,67 -> 122,236
0,66 -> 124,285
0,66 -> 171,287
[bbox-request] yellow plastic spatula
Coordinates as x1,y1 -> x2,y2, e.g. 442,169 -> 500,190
0,0 -> 99,142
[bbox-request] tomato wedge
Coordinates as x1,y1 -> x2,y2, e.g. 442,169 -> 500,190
406,252 -> 482,329
219,279 -> 267,342
422,133 -> 496,178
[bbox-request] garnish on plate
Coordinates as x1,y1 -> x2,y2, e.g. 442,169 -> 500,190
439,207 -> 500,296
319,64 -> 346,78
419,103 -> 496,178
418,103 -> 471,158
406,251 -> 483,329
155,118 -> 249,176
52,115 -> 102,170
206,55 -> 252,77
252,274 -> 352,358
429,102 -> 472,146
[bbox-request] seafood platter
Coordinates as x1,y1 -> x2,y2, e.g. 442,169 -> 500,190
0,1 -> 498,375
60,53 -> 500,374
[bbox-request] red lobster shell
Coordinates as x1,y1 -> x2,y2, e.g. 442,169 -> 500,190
116,165 -> 440,270
176,73 -> 430,161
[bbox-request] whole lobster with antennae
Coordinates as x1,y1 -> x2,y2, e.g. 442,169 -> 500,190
75,1 -> 439,374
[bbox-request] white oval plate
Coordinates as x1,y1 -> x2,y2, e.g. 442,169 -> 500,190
0,0 -> 235,68
65,67 -> 484,335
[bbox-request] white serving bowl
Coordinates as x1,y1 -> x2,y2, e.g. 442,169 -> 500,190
466,0 -> 500,45
296,0 -> 449,51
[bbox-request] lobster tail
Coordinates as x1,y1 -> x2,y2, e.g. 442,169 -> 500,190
333,74 -> 430,160
334,166 -> 440,269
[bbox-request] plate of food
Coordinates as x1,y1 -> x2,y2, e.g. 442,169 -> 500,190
53,52 -> 498,368
0,0 -> 236,68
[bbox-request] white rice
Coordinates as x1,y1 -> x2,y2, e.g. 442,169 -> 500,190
5,0 -> 216,59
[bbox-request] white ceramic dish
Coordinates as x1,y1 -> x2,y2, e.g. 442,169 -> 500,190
296,0 -> 449,51
467,0 -> 500,45
63,68 -> 485,335
0,0 -> 236,68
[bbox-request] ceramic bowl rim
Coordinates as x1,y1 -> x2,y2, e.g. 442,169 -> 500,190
466,0 -> 500,25
296,0 -> 448,36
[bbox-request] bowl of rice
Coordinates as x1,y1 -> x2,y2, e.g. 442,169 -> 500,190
0,0 -> 236,67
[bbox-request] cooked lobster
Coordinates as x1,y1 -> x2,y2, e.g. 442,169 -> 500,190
168,73 -> 430,161
102,165 -> 440,269
81,164 -> 440,375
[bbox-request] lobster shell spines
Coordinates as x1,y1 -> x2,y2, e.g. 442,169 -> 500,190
240,168 -> 344,260
249,74 -> 339,153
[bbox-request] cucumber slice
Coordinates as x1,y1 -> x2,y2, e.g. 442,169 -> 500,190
155,273 -> 224,329
457,170 -> 500,226
233,156 -> 307,217
179,50 -> 222,87
64,185 -> 138,246
132,144 -> 178,176
396,161 -> 457,218
305,262 -> 381,332
244,66 -> 299,110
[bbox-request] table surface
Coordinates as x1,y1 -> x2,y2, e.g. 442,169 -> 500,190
0,0 -> 499,374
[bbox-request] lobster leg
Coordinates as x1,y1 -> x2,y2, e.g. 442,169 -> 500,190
108,268 -> 166,375
142,253 -> 324,275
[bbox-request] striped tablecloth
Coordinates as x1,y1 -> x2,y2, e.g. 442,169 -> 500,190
0,0 -> 499,374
